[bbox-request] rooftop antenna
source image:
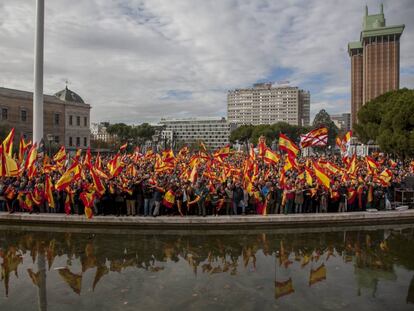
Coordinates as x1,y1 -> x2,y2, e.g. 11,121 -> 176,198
365,5 -> 368,16
380,3 -> 383,14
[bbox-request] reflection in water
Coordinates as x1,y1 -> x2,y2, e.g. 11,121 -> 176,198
1,226 -> 414,310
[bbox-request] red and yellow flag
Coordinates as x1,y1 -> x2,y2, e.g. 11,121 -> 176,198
279,133 -> 299,157
18,136 -> 31,163
90,167 -> 105,196
2,128 -> 15,157
45,175 -> 55,209
53,146 -> 66,163
162,189 -> 175,208
213,145 -> 230,159
80,191 -> 95,219
263,149 -> 280,165
24,143 -> 38,171
313,162 -> 330,189
55,162 -> 81,191
0,146 -> 19,177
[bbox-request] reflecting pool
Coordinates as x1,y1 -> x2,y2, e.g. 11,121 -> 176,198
1,225 -> 414,310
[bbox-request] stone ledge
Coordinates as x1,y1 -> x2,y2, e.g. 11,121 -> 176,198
0,210 -> 414,230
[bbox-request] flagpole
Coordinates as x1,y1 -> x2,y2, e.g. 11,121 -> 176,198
33,0 -> 45,145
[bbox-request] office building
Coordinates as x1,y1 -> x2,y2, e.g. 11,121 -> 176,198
227,83 -> 310,126
348,4 -> 404,128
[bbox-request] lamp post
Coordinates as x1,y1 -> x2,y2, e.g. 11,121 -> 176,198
46,134 -> 53,156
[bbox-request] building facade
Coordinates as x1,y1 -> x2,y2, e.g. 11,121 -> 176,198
159,117 -> 233,151
91,122 -> 116,143
348,4 -> 404,128
331,113 -> 351,132
227,83 -> 310,126
0,86 -> 91,150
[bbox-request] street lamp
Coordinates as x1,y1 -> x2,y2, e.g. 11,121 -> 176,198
46,134 -> 53,156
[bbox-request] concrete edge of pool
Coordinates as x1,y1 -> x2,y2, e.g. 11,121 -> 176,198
1,210 -> 414,231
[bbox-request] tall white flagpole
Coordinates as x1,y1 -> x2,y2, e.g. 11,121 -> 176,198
33,0 -> 44,145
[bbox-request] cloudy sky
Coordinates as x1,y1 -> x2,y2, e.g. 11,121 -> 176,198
1,0 -> 413,124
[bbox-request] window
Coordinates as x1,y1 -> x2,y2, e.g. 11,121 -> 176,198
21,110 -> 27,122
69,115 -> 73,126
76,137 -> 80,147
54,136 -> 59,144
54,113 -> 60,125
69,137 -> 73,146
83,137 -> 87,147
84,117 -> 87,127
76,116 -> 80,126
1,108 -> 8,120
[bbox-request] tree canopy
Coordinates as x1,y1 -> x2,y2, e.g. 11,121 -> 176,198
230,122 -> 309,145
355,88 -> 414,157
312,109 -> 339,147
106,123 -> 155,148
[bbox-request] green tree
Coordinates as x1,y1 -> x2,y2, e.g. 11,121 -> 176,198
229,124 -> 254,143
355,88 -> 414,157
312,109 -> 339,147
230,122 -> 308,146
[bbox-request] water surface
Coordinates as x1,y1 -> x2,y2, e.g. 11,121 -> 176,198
1,225 -> 414,310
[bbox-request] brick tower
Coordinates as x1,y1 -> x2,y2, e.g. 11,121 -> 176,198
348,4 -> 404,129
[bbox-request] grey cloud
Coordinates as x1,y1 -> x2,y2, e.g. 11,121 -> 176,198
0,0 -> 413,124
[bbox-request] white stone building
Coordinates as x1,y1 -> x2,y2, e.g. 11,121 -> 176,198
159,117 -> 234,151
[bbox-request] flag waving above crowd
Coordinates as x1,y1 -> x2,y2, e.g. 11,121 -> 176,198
300,127 -> 328,148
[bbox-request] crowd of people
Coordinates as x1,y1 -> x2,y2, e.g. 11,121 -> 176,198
0,132 -> 413,218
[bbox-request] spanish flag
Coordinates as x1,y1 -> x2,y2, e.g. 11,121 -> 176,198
283,154 -> 297,171
75,148 -> 82,160
189,163 -> 198,183
107,153 -> 123,177
83,147 -> 91,167
119,142 -> 128,151
80,191 -> 95,219
263,149 -> 280,165
304,167 -> 313,186
55,162 -> 81,191
313,162 -> 330,189
309,263 -> 326,286
249,144 -> 256,160
279,133 -> 299,157
18,136 -> 31,164
2,128 -> 15,157
24,143 -> 38,171
275,278 -> 295,299
0,146 -> 19,177
347,154 -> 357,175
213,145 -> 230,159
90,167 -> 105,196
45,175 -> 55,209
162,189 -> 175,208
162,149 -> 175,163
258,138 -> 267,157
53,146 -> 66,163
365,156 -> 379,172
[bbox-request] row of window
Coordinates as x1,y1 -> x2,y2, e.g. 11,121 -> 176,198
0,109 -> 88,129
69,115 -> 88,127
69,136 -> 88,147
